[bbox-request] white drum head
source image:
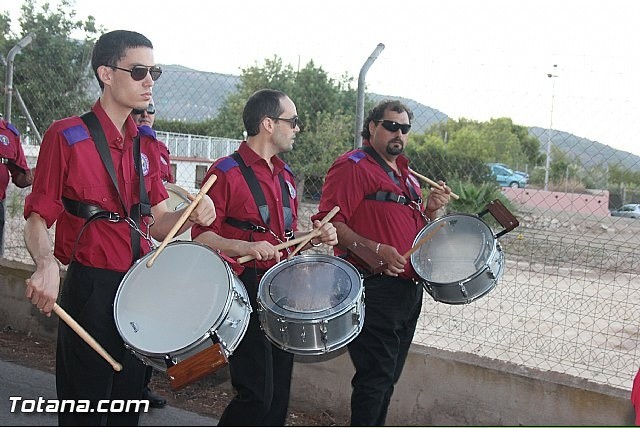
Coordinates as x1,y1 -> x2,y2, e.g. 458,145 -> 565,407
411,214 -> 496,284
114,242 -> 233,355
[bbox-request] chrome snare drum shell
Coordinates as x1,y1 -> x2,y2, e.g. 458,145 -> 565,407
257,254 -> 364,355
410,213 -> 504,305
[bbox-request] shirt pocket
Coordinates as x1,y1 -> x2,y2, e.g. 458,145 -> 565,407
80,184 -> 121,213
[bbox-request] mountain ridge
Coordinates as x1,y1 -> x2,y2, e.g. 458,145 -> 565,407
153,64 -> 640,171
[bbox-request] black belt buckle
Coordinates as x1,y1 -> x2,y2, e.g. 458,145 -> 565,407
395,194 -> 407,204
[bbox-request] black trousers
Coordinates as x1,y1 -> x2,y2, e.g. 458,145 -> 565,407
56,262 -> 146,426
347,275 -> 423,426
0,198 -> 5,256
217,268 -> 295,426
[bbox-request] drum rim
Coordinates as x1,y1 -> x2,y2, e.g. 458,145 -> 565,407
114,241 -> 236,356
257,254 -> 363,320
410,213 -> 498,284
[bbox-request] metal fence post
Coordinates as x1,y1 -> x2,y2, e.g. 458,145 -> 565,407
4,34 -> 35,122
354,43 -> 385,149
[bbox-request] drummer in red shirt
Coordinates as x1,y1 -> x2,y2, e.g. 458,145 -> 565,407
22,30 -> 215,426
192,89 -> 337,426
312,99 -> 451,426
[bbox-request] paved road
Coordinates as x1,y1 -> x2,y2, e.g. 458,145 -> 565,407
0,360 -> 218,426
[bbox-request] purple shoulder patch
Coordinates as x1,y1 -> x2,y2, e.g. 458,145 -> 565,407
6,123 -> 20,136
348,150 -> 366,163
62,125 -> 90,146
215,156 -> 238,173
137,125 -> 157,139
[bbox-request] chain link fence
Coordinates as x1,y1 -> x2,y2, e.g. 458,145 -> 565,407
3,41 -> 640,394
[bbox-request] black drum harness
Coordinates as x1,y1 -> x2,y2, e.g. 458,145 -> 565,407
360,146 -> 429,223
222,151 -> 294,254
62,112 -> 153,264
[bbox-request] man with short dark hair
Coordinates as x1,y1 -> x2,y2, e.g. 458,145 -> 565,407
193,89 -> 338,426
23,30 -> 215,426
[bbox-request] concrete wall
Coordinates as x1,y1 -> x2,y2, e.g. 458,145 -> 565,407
1,259 -> 635,425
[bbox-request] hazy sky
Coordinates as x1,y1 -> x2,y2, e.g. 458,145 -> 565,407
3,0 -> 640,156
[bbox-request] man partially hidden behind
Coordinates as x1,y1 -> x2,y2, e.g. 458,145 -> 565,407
0,113 -> 33,255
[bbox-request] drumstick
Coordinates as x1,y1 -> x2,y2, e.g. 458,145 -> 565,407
53,303 -> 123,372
288,206 -> 340,259
237,227 -> 331,264
408,167 -> 460,200
403,222 -> 446,259
146,174 -> 217,268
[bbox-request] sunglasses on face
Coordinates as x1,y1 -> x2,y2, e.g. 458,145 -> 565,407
269,116 -> 301,129
132,105 -> 156,115
110,65 -> 163,81
376,119 -> 411,134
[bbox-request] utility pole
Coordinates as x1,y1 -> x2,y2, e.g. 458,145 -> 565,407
544,64 -> 558,192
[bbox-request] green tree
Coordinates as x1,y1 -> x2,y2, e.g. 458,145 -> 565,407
1,0 -> 99,138
197,56 -> 357,196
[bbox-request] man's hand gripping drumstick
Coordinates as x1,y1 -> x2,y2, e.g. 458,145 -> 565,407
237,206 -> 339,264
287,206 -> 340,258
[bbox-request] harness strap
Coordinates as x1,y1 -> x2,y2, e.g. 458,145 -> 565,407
79,112 -> 148,262
361,146 -> 422,204
365,191 -> 411,205
0,157 -> 27,174
227,151 -> 293,233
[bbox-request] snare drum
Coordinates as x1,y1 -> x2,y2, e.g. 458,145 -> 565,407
114,241 -> 251,373
163,183 -> 192,241
410,214 -> 504,305
257,254 -> 364,355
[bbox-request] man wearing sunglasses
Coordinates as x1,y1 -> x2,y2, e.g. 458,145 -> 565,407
132,98 -> 174,184
192,89 -> 338,426
313,99 -> 451,426
23,30 -> 215,426
0,113 -> 33,256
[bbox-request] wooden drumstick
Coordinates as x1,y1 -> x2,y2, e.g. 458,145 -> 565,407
288,206 -> 340,259
237,228 -> 328,264
403,222 -> 446,259
53,303 -> 123,372
408,167 -> 460,200
146,174 -> 218,268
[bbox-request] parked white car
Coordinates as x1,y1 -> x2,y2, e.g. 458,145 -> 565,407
610,204 -> 640,219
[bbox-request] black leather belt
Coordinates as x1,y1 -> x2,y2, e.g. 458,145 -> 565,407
62,196 -> 120,221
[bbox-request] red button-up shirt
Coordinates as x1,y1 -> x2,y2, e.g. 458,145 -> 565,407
24,100 -> 168,272
312,144 -> 427,280
191,142 -> 299,272
0,119 -> 30,200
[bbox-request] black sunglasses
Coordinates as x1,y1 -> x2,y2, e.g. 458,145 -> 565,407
376,119 -> 411,134
269,116 -> 301,129
110,65 -> 163,81
132,104 -> 156,115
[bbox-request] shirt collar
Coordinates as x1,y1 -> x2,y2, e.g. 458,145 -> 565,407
237,141 -> 286,174
91,100 -> 138,146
